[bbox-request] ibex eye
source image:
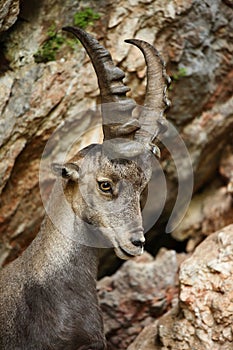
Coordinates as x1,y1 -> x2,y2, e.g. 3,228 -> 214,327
98,181 -> 112,193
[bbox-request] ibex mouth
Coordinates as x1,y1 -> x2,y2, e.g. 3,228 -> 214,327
119,246 -> 137,258
114,244 -> 144,260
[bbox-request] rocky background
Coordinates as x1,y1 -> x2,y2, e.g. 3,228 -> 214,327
0,0 -> 233,349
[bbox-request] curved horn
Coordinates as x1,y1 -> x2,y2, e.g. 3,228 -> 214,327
125,39 -> 171,156
63,26 -> 139,140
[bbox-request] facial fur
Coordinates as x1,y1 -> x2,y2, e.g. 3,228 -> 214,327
63,144 -> 152,260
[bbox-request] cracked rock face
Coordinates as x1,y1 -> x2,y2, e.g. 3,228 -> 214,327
158,225 -> 233,350
97,250 -> 183,349
0,0 -> 19,33
129,225 -> 233,350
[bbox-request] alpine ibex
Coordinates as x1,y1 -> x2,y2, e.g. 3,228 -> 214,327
0,27 -> 170,349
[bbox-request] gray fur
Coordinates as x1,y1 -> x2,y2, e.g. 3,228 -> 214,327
0,145 -> 152,349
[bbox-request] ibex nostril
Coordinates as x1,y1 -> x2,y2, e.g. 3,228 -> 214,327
131,239 -> 145,248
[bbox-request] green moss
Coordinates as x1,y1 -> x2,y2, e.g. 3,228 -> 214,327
34,8 -> 101,63
169,67 -> 187,90
34,25 -> 65,63
172,67 -> 187,81
73,8 -> 100,29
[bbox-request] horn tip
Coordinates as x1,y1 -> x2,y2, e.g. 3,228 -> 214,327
62,26 -> 74,32
62,26 -> 84,36
124,39 -> 134,44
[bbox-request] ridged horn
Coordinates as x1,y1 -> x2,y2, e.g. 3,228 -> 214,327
63,26 -> 139,140
125,39 -> 171,156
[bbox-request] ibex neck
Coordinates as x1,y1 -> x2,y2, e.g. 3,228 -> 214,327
23,179 -> 101,284
25,214 -> 99,284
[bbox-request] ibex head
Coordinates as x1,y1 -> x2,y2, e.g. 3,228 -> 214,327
52,27 -> 170,260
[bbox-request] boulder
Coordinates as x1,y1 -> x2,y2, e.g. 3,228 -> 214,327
98,250 -> 184,349
129,224 -> 233,350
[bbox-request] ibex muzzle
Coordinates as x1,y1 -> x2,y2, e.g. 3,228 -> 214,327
0,27 -> 170,349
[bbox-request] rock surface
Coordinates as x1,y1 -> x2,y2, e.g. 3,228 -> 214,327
0,0 -> 19,33
172,179 -> 233,251
129,224 -> 233,350
171,140 -> 233,250
98,250 -> 183,349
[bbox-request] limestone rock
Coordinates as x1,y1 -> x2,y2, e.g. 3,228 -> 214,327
170,137 -> 233,249
182,99 -> 233,191
0,0 -> 19,33
98,250 -> 181,349
127,322 -> 159,350
172,179 -> 233,250
129,225 -> 233,350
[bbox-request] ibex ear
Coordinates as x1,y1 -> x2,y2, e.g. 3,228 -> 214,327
51,162 -> 80,181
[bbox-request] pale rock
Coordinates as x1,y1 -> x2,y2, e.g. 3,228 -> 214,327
125,28 -> 157,72
156,225 -> 233,349
127,322 -> 159,350
182,97 -> 233,191
108,7 -> 128,29
0,74 -> 14,117
0,0 -> 19,33
172,180 -> 233,248
107,16 -> 139,63
98,249 -> 180,349
129,225 -> 233,349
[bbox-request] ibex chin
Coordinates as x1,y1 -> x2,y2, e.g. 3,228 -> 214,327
0,27 -> 170,349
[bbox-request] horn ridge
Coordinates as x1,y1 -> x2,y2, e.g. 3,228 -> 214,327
125,38 -> 171,151
63,26 -> 137,140
125,39 -> 171,111
62,27 -> 133,104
